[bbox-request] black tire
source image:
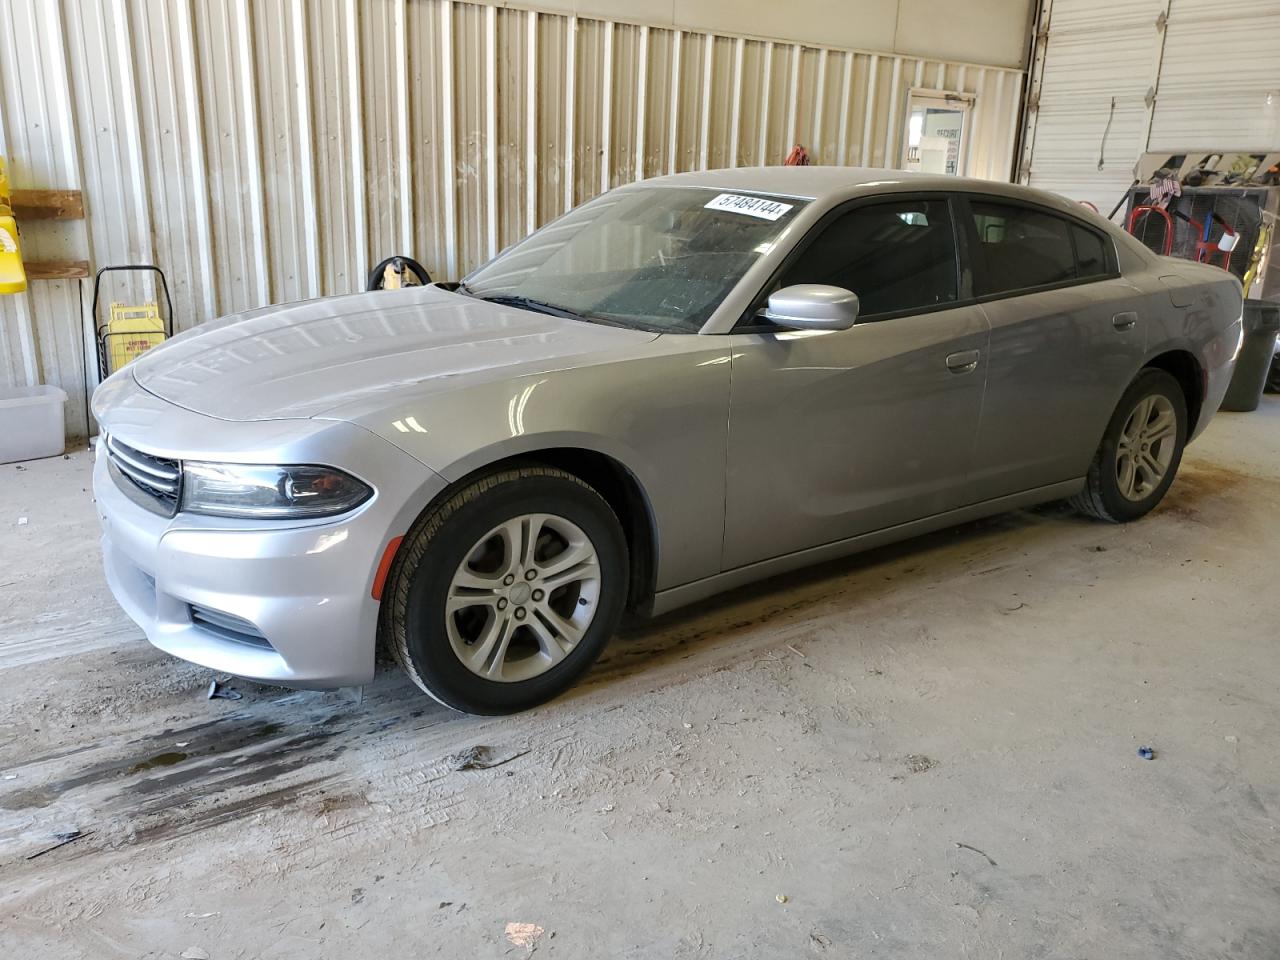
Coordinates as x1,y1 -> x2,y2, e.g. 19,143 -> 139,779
382,466 -> 627,714
1069,368 -> 1187,523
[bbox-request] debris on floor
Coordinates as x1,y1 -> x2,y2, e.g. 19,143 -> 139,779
25,830 -> 89,861
206,678 -> 242,701
504,921 -> 545,949
1138,746 -> 1155,760
446,745 -> 529,771
954,842 -> 998,867
903,754 -> 938,775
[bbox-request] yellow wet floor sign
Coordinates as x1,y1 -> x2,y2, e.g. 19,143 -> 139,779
105,302 -> 165,372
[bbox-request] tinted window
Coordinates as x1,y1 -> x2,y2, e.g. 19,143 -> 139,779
969,201 -> 1076,295
1072,224 -> 1110,278
777,199 -> 958,318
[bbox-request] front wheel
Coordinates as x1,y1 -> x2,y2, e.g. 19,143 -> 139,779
1069,368 -> 1187,523
383,466 -> 628,714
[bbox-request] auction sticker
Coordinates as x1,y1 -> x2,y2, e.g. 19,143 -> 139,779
703,193 -> 794,221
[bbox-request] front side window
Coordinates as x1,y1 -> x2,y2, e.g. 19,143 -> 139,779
969,201 -> 1103,296
773,198 -> 959,318
462,186 -> 808,333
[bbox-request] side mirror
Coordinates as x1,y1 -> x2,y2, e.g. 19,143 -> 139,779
762,284 -> 860,331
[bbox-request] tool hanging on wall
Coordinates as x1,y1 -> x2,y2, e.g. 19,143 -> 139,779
1241,215 -> 1275,293
366,255 -> 432,291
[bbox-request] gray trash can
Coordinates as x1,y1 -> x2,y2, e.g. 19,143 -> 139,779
1222,300 -> 1280,412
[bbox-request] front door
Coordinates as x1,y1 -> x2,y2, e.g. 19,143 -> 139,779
722,195 -> 991,570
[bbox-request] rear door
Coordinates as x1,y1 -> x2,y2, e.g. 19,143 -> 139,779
722,194 -> 991,569
960,196 -> 1150,500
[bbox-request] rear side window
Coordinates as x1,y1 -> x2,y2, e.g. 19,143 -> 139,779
776,198 -> 958,318
969,201 -> 1077,296
1072,224 -> 1110,278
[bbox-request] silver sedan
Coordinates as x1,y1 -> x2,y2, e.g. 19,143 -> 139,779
92,168 -> 1244,714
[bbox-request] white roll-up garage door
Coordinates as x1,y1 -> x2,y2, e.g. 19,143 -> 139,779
1150,0 -> 1280,149
1021,0 -> 1280,217
1020,0 -> 1165,215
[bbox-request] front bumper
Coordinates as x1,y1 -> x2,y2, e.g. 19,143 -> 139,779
92,389 -> 447,688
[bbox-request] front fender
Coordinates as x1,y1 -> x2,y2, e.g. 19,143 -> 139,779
341,339 -> 733,591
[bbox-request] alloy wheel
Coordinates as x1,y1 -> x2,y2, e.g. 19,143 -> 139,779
1115,393 -> 1177,501
445,513 -> 601,682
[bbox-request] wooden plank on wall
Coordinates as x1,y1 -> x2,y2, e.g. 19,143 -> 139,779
11,189 -> 85,220
24,259 -> 90,280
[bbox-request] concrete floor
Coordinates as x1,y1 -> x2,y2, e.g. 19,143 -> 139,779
2,399 -> 1278,959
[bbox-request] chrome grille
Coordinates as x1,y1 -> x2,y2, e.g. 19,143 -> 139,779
105,434 -> 182,516
189,604 -> 273,649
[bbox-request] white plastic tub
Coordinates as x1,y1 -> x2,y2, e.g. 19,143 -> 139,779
0,384 -> 68,463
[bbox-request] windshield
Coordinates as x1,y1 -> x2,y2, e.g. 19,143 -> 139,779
461,186 -> 808,333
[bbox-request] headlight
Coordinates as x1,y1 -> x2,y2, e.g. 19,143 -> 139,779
181,462 -> 372,519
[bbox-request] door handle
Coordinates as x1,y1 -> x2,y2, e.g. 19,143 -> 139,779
1112,311 -> 1138,331
945,349 -> 980,374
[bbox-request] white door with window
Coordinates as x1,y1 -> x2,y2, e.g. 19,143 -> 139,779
903,91 -> 974,176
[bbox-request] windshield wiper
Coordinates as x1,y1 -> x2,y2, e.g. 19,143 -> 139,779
459,287 -> 634,329
468,292 -> 587,322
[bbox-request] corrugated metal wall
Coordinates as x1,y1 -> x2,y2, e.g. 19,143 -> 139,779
0,0 -> 1025,443
1020,0 -> 1280,213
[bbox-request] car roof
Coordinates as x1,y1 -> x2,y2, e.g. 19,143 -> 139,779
638,165 -> 1097,215
639,165 -> 947,200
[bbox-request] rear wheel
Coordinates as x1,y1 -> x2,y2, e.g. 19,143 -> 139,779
383,466 -> 627,714
1070,368 -> 1187,522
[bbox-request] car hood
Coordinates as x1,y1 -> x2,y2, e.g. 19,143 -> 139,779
130,286 -> 659,421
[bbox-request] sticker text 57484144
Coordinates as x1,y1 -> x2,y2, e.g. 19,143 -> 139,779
703,193 -> 794,221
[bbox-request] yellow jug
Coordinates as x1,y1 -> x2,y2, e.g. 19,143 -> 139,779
0,214 -> 25,294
